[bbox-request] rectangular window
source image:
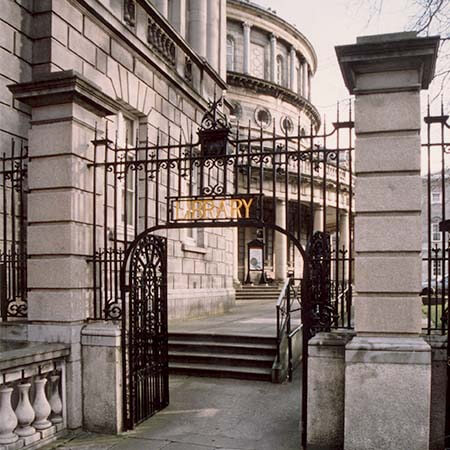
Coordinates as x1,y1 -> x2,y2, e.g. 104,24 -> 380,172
122,159 -> 135,227
116,112 -> 137,233
227,37 -> 235,71
432,223 -> 441,242
433,259 -> 442,277
432,192 -> 441,203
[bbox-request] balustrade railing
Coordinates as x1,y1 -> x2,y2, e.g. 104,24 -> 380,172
0,358 -> 66,447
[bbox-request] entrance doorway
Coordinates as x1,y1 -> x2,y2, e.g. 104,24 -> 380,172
89,97 -> 354,438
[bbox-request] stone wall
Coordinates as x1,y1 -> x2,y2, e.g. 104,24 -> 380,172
0,0 -> 33,148
2,0 -> 234,322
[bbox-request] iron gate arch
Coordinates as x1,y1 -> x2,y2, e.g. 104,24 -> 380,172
91,96 -> 355,436
119,220 -> 325,434
120,233 -> 169,429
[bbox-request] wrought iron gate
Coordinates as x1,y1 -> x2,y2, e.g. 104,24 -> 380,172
121,234 -> 169,429
89,95 -> 355,432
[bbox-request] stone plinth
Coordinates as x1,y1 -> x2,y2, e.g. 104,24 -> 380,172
344,337 -> 431,450
307,331 -> 354,450
81,323 -> 122,434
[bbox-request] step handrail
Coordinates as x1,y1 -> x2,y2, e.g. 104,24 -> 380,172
276,277 -> 302,381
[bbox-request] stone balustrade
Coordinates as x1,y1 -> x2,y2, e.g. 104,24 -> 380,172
147,16 -> 176,67
0,342 -> 69,450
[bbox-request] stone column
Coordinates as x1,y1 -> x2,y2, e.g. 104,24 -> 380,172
307,67 -> 312,101
274,200 -> 287,280
189,0 -> 207,58
336,32 -> 439,450
313,206 -> 324,232
218,0 -> 227,78
339,211 -> 349,251
242,22 -> 252,75
206,0 -> 220,71
270,34 -> 277,82
289,47 -> 296,91
9,71 -> 121,430
171,0 -> 186,38
301,61 -> 307,97
154,0 -> 169,18
233,228 -> 239,284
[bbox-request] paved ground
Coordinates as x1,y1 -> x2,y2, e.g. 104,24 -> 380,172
44,373 -> 301,450
169,299 -> 301,337
43,301 -> 303,450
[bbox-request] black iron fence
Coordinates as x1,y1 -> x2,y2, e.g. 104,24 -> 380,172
0,141 -> 28,321
422,102 -> 449,336
89,98 -> 355,322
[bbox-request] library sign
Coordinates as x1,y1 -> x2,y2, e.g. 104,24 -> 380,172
170,195 -> 262,223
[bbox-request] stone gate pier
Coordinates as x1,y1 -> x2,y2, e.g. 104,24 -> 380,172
307,32 -> 441,450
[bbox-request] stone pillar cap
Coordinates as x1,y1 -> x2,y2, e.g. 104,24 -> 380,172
335,31 -> 440,94
8,70 -> 122,116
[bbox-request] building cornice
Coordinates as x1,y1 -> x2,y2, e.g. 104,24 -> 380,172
227,72 -> 321,130
9,70 -> 123,117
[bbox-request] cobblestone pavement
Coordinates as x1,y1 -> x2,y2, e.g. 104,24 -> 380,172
43,372 -> 301,450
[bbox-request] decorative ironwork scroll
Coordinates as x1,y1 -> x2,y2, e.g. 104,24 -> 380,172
304,231 -> 336,338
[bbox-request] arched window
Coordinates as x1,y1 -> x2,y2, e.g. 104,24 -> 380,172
227,36 -> 235,71
276,55 -> 284,86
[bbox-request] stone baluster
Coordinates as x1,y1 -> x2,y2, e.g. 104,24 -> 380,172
32,377 -> 52,430
15,381 -> 36,437
49,373 -> 63,424
0,385 -> 18,445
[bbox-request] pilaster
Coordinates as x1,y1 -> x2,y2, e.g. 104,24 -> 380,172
243,22 -> 252,75
289,47 -> 296,92
270,34 -> 277,83
207,0 -> 220,71
9,70 -> 121,429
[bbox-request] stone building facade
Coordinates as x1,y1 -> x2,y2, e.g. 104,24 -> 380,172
225,0 -> 351,282
0,0 -> 233,441
0,0 -> 350,445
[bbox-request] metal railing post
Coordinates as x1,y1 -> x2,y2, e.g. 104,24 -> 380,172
0,263 -> 7,321
287,277 -> 292,381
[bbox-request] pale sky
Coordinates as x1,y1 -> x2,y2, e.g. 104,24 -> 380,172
254,0 -> 420,112
254,0 -> 447,172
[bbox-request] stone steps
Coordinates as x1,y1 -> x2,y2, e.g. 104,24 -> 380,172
235,286 -> 281,301
168,332 -> 277,382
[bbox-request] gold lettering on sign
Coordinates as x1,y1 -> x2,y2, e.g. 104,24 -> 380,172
173,198 -> 255,221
